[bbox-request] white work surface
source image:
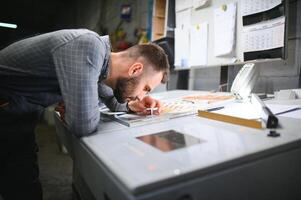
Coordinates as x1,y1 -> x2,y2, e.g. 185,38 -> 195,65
84,115 -> 300,191
72,90 -> 301,194
82,91 -> 301,191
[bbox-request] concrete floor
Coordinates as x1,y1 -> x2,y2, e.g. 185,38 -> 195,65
36,122 -> 73,200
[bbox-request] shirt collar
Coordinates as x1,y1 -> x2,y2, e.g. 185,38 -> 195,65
99,35 -> 111,80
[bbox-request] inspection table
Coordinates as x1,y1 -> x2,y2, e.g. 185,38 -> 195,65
54,90 -> 301,200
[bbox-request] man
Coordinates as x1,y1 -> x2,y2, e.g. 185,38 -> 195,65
0,29 -> 169,200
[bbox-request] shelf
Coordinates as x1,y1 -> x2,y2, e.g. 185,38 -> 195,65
173,58 -> 284,71
151,0 -> 166,41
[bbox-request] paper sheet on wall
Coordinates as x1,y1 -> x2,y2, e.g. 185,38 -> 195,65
193,0 -> 210,10
214,2 -> 237,57
175,28 -> 190,67
242,16 -> 285,52
189,22 -> 208,66
176,8 -> 191,30
176,0 -> 192,12
241,0 -> 282,16
175,9 -> 191,67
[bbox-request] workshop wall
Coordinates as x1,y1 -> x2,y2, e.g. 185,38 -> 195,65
190,0 -> 301,93
251,0 -> 301,93
1,0 -> 299,92
101,0 -> 148,46
0,0 -> 105,47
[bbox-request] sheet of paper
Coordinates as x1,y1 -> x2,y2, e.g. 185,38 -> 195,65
114,99 -> 197,127
175,28 -> 190,67
100,110 -> 126,116
162,99 -> 196,114
176,8 -> 191,30
183,94 -> 234,104
212,102 -> 301,120
241,0 -> 282,16
176,0 -> 193,12
214,2 -> 237,57
189,22 -> 208,66
105,94 -> 238,127
212,102 -> 261,120
175,9 -> 191,67
193,0 -> 210,9
242,16 -> 285,52
266,104 -> 301,119
278,109 -> 301,119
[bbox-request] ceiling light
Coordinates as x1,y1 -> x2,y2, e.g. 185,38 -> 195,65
0,22 -> 17,29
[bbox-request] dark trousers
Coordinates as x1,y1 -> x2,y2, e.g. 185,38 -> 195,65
0,99 -> 43,200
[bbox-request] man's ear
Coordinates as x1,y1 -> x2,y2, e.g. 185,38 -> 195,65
128,62 -> 143,77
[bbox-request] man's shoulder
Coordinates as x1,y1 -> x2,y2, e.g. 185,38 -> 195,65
49,29 -> 96,43
50,29 -> 110,51
51,28 -> 97,37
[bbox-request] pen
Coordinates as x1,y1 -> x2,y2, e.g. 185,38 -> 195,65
145,107 -> 158,116
182,99 -> 195,104
207,106 -> 224,112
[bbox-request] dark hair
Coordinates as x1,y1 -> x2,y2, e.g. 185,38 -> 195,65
126,43 -> 170,83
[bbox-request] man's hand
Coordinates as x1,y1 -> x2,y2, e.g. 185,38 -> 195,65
55,101 -> 65,121
128,96 -> 162,115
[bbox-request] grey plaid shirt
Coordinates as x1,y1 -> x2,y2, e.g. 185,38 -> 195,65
0,29 -> 128,136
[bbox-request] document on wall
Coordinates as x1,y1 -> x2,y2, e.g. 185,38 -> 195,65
176,0 -> 192,12
175,9 -> 191,68
175,28 -> 190,67
189,22 -> 208,66
176,8 -> 191,30
192,0 -> 210,10
214,2 -> 237,57
241,0 -> 282,16
242,16 -> 285,52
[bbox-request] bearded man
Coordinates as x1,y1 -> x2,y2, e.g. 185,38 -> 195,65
0,29 -> 169,200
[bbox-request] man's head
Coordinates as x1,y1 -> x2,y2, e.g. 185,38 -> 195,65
109,43 -> 170,103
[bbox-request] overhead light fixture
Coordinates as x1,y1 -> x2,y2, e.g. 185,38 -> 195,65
0,22 -> 17,29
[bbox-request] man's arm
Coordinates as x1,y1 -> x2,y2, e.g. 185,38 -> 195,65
52,33 -> 105,137
98,81 -> 163,115
98,82 -> 129,112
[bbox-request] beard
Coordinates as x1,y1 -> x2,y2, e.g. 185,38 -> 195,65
113,76 -> 142,103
